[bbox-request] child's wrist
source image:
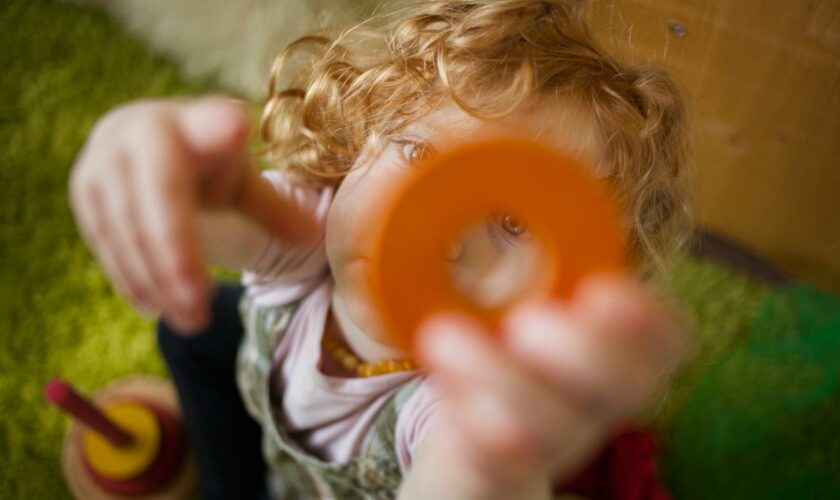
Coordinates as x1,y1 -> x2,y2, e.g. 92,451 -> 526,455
455,467 -> 552,500
485,474 -> 553,500
423,426 -> 553,500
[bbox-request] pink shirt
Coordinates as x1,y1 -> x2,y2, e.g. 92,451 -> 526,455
241,171 -> 440,472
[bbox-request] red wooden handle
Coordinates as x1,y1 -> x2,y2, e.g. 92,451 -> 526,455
45,378 -> 134,448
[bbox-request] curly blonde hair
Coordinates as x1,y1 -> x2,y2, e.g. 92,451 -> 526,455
260,0 -> 691,272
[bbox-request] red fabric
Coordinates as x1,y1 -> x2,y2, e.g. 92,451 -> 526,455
556,426 -> 671,500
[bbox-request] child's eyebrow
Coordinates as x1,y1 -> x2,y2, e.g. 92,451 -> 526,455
403,117 -> 475,146
399,121 -> 436,140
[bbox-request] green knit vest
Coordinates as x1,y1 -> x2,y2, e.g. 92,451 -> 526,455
236,296 -> 420,499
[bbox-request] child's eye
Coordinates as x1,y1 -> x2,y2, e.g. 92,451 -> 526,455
395,139 -> 435,165
498,214 -> 528,237
492,213 -> 531,242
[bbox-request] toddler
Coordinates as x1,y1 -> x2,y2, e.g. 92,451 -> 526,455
69,1 -> 691,498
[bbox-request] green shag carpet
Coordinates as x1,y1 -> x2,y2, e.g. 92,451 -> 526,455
0,1 -> 208,497
1,1 -> 838,498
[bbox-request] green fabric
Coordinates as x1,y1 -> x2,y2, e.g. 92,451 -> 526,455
236,295 -> 419,499
2,0 -> 839,498
665,284 -> 840,499
0,0 -> 210,498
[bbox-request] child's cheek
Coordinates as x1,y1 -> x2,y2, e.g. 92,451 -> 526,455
323,156 -> 409,348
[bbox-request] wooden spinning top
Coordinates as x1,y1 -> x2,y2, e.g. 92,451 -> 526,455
45,376 -> 196,499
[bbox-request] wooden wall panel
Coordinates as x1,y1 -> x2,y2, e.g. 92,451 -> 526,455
587,0 -> 840,294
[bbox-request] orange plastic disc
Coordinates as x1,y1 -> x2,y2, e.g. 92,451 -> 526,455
365,139 -> 626,355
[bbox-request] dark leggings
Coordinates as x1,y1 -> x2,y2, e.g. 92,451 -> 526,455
157,283 -> 269,500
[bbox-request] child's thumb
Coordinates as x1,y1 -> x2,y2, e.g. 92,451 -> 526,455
176,96 -> 251,161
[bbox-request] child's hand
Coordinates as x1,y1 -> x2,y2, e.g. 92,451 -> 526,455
409,275 -> 689,499
69,97 -> 319,333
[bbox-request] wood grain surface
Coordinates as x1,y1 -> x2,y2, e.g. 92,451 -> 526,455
588,0 -> 840,293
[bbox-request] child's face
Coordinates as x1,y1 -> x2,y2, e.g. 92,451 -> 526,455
325,97 -> 604,348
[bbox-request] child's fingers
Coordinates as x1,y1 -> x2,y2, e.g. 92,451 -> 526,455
117,147 -> 206,330
504,302 -> 643,416
175,97 -> 251,160
70,133 -> 208,332
573,276 -> 689,411
575,275 -> 689,365
128,115 -> 210,333
505,302 -> 622,414
82,185 -> 147,310
173,99 -> 321,247
504,276 -> 689,417
441,380 -> 608,484
417,315 -> 609,472
98,157 -> 162,315
111,156 -> 209,330
70,153 -> 153,313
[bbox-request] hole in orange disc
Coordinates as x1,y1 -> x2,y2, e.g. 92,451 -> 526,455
445,212 -> 542,309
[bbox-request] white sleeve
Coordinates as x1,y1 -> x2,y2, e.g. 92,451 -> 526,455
394,379 -> 443,473
241,170 -> 333,306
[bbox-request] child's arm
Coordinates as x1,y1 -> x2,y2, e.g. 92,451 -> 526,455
398,276 -> 689,500
69,97 -> 320,333
400,429 -> 553,500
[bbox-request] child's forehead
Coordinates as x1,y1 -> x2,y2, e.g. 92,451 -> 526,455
402,97 -> 605,176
